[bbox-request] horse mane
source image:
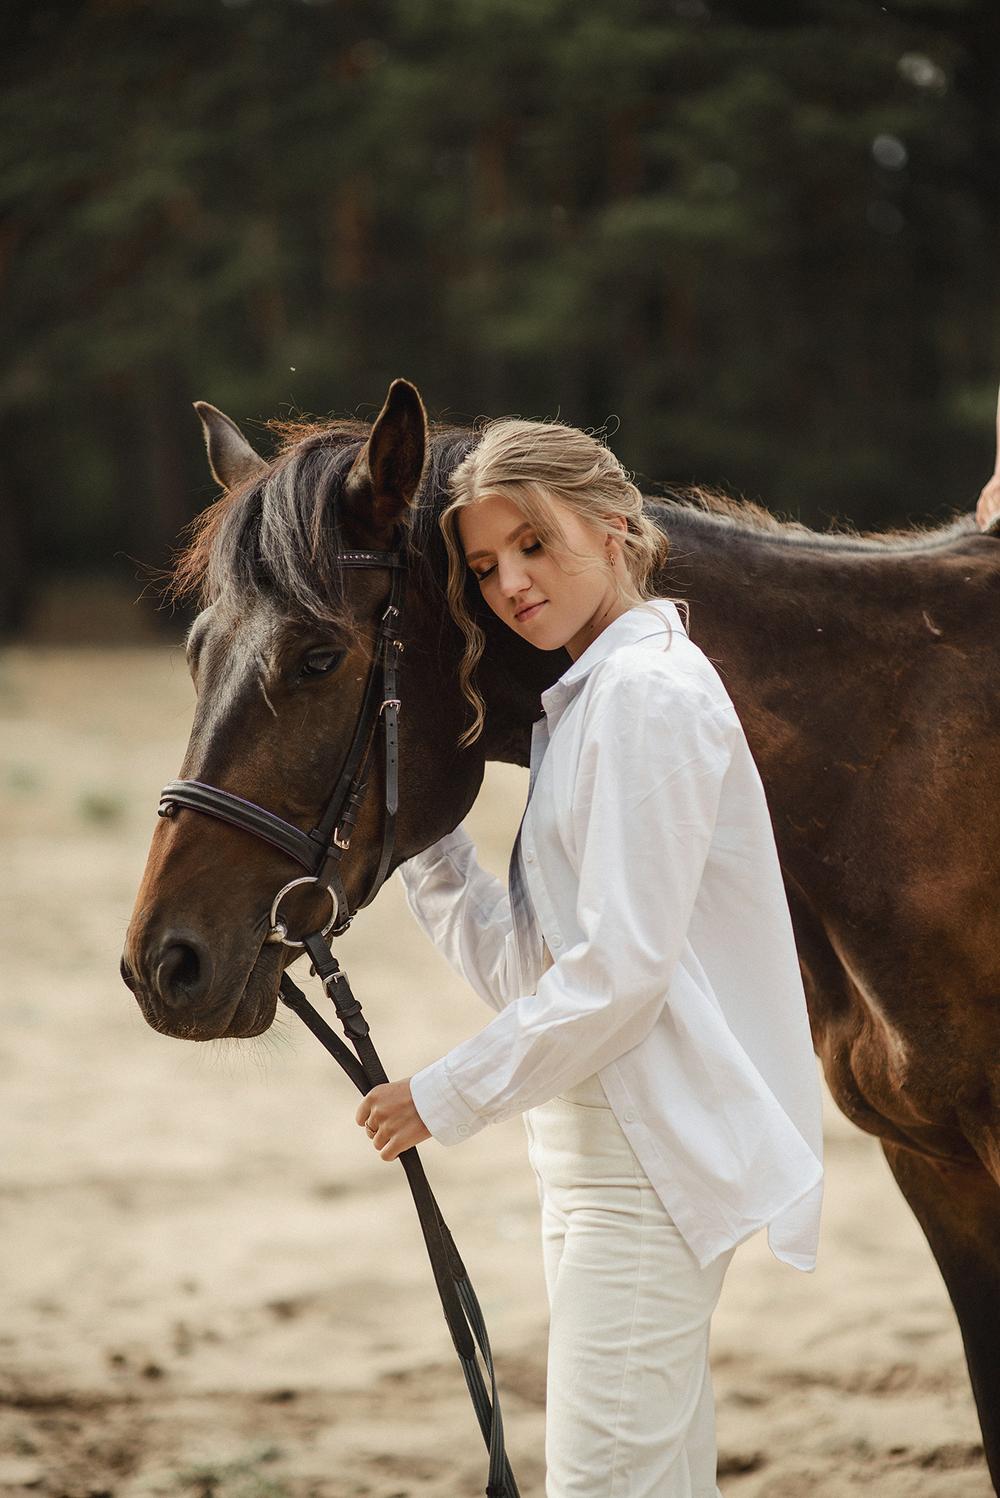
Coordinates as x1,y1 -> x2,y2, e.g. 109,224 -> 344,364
652,483 -> 979,554
168,415 -> 983,625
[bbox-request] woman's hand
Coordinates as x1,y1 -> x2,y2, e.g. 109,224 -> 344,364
355,1079 -> 432,1161
976,384 -> 1000,531
976,471 -> 1000,531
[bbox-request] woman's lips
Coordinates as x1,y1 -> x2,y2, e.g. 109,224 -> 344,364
516,601 -> 546,623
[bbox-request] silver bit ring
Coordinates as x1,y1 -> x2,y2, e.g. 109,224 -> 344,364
265,877 -> 338,949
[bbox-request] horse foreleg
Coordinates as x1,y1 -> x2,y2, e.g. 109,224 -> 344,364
881,1138 -> 1000,1492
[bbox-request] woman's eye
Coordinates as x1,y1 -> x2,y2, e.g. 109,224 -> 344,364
301,648 -> 344,678
471,542 -> 541,585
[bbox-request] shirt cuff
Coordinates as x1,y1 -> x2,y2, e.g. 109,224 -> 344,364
410,1055 -> 486,1146
396,825 -> 475,877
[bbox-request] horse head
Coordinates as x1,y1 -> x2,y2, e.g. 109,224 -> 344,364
121,378 -> 551,1041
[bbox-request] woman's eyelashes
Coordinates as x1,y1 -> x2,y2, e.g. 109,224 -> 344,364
471,541 -> 542,584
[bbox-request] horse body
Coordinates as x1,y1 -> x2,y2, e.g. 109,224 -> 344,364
662,507 -> 1000,1168
122,382 -> 1000,1485
658,505 -> 1000,1477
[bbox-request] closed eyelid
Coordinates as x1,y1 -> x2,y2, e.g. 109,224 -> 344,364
469,539 -> 541,579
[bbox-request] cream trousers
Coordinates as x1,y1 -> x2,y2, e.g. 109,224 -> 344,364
523,1071 -> 736,1498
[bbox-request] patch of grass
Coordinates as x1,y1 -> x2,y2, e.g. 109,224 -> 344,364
0,664 -> 23,708
77,789 -> 125,825
6,764 -> 42,795
176,1447 -> 288,1498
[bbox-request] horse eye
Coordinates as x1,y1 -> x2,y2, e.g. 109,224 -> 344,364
301,648 -> 344,678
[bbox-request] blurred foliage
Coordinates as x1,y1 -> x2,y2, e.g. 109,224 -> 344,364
76,788 -> 125,825
1,0 -> 998,630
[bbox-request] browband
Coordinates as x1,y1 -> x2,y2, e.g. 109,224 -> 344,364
335,550 -> 406,568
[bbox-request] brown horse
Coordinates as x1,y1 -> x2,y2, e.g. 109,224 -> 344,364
122,379 -> 1000,1488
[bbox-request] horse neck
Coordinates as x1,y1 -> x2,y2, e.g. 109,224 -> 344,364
410,493 -> 985,773
653,496 -> 985,654
463,609 -> 565,768
649,498 -> 992,789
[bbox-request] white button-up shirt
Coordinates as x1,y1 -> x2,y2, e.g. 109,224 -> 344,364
397,599 -> 824,1271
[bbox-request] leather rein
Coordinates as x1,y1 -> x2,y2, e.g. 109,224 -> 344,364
155,540 -> 520,1498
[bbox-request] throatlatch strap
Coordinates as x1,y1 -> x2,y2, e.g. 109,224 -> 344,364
363,599 -> 403,901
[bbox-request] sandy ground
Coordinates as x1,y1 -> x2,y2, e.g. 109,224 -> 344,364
0,645 -> 990,1498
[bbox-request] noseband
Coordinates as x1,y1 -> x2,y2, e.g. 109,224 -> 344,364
157,544 -> 406,943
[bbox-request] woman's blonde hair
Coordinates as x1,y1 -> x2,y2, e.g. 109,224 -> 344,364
440,416 -> 686,747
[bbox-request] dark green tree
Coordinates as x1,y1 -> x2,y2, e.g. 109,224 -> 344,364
1,0 -> 996,630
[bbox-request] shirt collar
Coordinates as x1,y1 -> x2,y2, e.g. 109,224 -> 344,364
539,598 -> 688,722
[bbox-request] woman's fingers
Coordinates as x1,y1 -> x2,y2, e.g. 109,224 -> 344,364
355,1089 -> 394,1152
976,473 -> 1000,530
355,1084 -> 385,1133
354,1081 -> 430,1159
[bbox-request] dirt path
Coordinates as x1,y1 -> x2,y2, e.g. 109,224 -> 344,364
0,647 -> 989,1497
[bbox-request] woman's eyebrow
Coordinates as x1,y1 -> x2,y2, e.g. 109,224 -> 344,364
465,521 -> 532,562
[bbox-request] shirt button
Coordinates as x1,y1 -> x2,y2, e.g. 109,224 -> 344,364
623,1110 -> 636,1123
457,1124 -> 470,1136
524,850 -> 535,863
551,935 -> 563,948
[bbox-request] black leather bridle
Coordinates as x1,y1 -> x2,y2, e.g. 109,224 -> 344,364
154,539 -> 519,1498
157,545 -> 407,942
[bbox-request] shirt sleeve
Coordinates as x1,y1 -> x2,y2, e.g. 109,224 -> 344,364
408,666 -> 737,1145
395,824 -> 518,1013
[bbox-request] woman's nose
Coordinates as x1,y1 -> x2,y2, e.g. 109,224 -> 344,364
496,553 -> 530,596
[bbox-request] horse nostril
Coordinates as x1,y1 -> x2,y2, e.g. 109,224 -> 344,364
155,937 -> 212,1010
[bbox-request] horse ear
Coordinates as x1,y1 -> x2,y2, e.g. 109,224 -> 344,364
193,401 -> 267,491
344,379 -> 427,540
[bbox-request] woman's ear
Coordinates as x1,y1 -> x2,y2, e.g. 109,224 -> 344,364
604,515 -> 628,549
604,516 -> 629,576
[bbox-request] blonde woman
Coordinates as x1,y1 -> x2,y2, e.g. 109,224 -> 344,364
355,418 -> 825,1498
